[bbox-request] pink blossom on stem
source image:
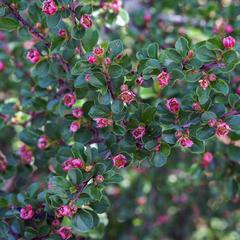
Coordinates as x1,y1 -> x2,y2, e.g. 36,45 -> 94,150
63,93 -> 76,107
37,135 -> 49,150
0,61 -> 5,72
72,107 -> 83,118
112,154 -> 127,169
93,47 -> 104,56
94,118 -> 113,128
87,55 -> 96,64
136,76 -> 144,86
19,144 -> 33,164
199,78 -> 209,90
177,136 -> 193,148
132,126 -> 146,140
166,98 -> 180,113
216,122 -> 231,137
80,14 -> 93,29
42,0 -> 57,15
223,36 -> 236,49
55,205 -> 72,218
202,152 -> 213,168
69,121 -> 80,133
157,71 -> 170,89
57,226 -> 72,240
20,205 -> 34,220
26,49 -> 40,64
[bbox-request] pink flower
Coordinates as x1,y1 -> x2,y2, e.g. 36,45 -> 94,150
20,205 -> 34,220
94,118 -> 113,128
136,76 -> 144,86
104,0 -> 122,14
62,157 -> 84,171
177,136 -> 193,148
192,102 -> 201,111
104,57 -> 111,65
37,135 -> 49,150
80,14 -> 93,29
216,122 -> 230,137
120,90 -> 136,104
42,0 -> 57,16
69,121 -> 80,133
72,107 -> 83,118
58,29 -> 66,38
57,226 -> 72,240
18,145 -> 33,164
144,13 -> 152,23
202,152 -> 213,168
225,24 -> 233,34
157,71 -> 170,88
52,219 -> 60,227
120,84 -> 129,92
208,119 -> 217,127
0,61 -> 5,72
94,175 -> 104,185
87,55 -> 96,64
236,85 -> 240,95
93,47 -> 104,56
155,214 -> 170,225
175,130 -> 183,139
55,205 -> 72,218
112,154 -> 127,169
0,31 -> 5,41
26,49 -> 40,64
208,73 -> 216,82
85,73 -> 91,82
166,98 -> 180,113
0,153 -> 7,172
223,36 -> 236,49
63,93 -> 76,107
199,78 -> 209,90
132,126 -> 146,140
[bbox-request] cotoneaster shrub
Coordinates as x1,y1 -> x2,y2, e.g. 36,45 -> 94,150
0,0 -> 240,239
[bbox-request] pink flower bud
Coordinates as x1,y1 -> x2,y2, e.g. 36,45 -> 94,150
104,57 -> 111,65
0,61 -> 5,72
42,0 -> 57,15
93,47 -> 104,56
94,175 -> 104,185
225,24 -> 233,34
52,219 -> 60,227
57,226 -> 72,240
192,102 -> 201,111
144,13 -> 152,23
55,205 -> 71,218
85,73 -> 91,82
120,90 -> 136,104
136,196 -> 147,205
69,121 -> 80,133
0,152 -> 7,172
20,205 -> 34,220
175,130 -> 183,139
37,135 -> 49,150
58,29 -> 66,38
199,78 -> 209,90
112,154 -> 127,169
236,85 -> 240,95
62,157 -> 84,171
0,31 -> 5,40
136,76 -> 144,86
216,122 -> 230,137
202,152 -> 213,168
72,107 -> 83,118
157,71 -> 170,89
223,36 -> 236,49
18,144 -> 33,165
120,84 -> 129,92
132,126 -> 146,140
80,14 -> 93,29
26,49 -> 40,64
208,118 -> 217,127
94,118 -> 113,128
208,73 -> 216,82
63,93 -> 76,107
177,136 -> 193,148
87,55 -> 96,64
166,98 -> 180,113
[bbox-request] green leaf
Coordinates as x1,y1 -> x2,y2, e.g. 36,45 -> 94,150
196,45 -> 216,62
211,79 -> 229,95
108,64 -> 123,78
32,60 -> 49,77
68,169 -> 83,185
151,152 -> 167,167
226,115 -> 240,131
88,105 -> 110,118
201,111 -> 217,122
165,49 -> 182,63
72,209 -> 99,233
111,100 -> 124,114
196,127 -> 215,140
0,17 -> 19,31
196,86 -> 210,105
147,42 -> 159,59
191,139 -> 205,153
116,9 -> 129,26
108,40 -> 123,59
82,29 -> 99,52
175,37 -> 189,56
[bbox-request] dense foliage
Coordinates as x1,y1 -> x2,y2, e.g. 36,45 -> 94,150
0,0 -> 240,239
